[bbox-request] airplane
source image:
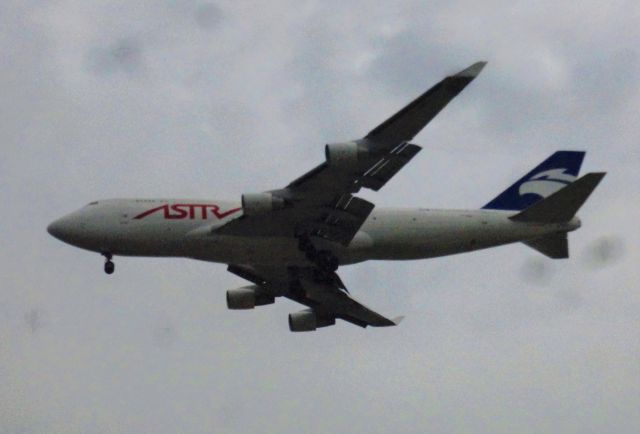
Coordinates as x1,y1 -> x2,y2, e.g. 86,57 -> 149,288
47,61 -> 605,332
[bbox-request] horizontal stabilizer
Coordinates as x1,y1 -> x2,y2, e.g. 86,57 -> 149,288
510,172 -> 606,223
523,233 -> 569,259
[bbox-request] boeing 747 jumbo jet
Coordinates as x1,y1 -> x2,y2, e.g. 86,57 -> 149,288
48,62 -> 605,331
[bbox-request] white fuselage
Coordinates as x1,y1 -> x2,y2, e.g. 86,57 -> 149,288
47,199 -> 580,266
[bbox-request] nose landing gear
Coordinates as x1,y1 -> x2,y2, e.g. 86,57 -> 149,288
103,253 -> 115,275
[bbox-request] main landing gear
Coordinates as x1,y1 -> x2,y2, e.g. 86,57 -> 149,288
297,236 -> 339,272
103,253 -> 115,275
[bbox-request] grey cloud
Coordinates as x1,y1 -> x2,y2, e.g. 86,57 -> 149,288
583,235 -> 626,267
1,1 -> 639,433
86,37 -> 144,75
194,3 -> 223,30
24,308 -> 46,333
520,257 -> 555,286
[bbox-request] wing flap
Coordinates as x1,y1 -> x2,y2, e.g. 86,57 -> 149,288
360,142 -> 422,191
313,195 -> 375,245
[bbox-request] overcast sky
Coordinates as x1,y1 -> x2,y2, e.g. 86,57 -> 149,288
2,1 -> 639,433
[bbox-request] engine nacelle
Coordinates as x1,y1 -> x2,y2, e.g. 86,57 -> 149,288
241,192 -> 285,216
325,142 -> 368,169
288,309 -> 336,332
226,285 -> 275,310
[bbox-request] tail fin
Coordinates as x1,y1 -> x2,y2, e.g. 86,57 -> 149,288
510,172 -> 606,223
483,151 -> 585,211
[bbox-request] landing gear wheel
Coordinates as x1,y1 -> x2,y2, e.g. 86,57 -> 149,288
102,253 -> 114,275
297,236 -> 339,272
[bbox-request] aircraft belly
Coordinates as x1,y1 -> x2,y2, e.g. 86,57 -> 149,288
186,235 -> 308,265
107,208 -> 563,265
107,222 -> 190,256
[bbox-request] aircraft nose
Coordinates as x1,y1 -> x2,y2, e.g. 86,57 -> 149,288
47,217 -> 74,241
48,209 -> 102,250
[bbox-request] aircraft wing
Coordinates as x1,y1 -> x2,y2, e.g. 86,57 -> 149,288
219,62 -> 485,330
365,61 -> 487,146
216,141 -> 422,246
216,61 -> 486,246
292,278 -> 403,327
228,264 -> 402,328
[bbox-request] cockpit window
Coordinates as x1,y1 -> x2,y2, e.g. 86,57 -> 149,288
87,201 -> 99,206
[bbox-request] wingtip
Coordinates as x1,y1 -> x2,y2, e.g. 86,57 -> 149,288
392,315 -> 405,325
454,61 -> 488,78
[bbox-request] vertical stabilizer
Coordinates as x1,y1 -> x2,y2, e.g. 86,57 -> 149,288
483,151 -> 585,211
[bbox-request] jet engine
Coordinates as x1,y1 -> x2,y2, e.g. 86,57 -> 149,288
241,192 -> 285,216
324,142 -> 368,169
288,309 -> 336,332
226,285 -> 275,310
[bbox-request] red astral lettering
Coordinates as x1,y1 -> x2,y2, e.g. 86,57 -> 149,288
134,204 -> 241,220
